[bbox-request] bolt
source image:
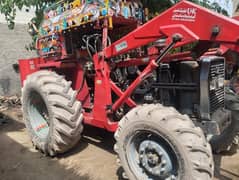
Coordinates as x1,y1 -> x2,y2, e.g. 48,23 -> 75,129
172,33 -> 182,43
161,160 -> 167,166
170,175 -> 176,180
160,168 -> 166,173
139,154 -> 144,159
156,170 -> 161,175
159,151 -> 163,156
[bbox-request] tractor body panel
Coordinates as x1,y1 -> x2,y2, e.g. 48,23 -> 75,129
18,1 -> 239,178
19,0 -> 239,133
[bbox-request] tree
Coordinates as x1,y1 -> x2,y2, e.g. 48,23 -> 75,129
0,0 -> 229,49
0,0 -> 229,30
0,0 -> 55,29
143,0 -> 229,19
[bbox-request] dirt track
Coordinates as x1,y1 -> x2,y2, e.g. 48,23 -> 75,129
0,108 -> 239,180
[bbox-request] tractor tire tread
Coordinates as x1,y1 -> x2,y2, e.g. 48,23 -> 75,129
22,70 -> 83,156
114,104 -> 213,180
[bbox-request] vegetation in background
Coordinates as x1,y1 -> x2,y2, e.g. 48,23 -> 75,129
0,0 -> 229,50
0,0 -> 229,29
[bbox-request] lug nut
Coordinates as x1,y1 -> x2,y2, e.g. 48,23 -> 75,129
170,175 -> 176,180
156,170 -> 160,175
160,168 -> 165,173
162,160 -> 166,165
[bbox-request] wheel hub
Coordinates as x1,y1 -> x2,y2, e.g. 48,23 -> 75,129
28,90 -> 50,140
139,140 -> 173,176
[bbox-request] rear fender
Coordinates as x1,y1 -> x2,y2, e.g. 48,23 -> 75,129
18,58 -> 41,86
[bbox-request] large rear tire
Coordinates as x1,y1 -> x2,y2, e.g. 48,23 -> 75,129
22,70 -> 83,156
114,104 -> 214,180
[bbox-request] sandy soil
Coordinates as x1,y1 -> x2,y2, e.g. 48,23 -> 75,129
0,108 -> 239,180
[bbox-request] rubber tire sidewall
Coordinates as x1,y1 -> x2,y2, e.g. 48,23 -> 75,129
118,120 -> 192,180
22,80 -> 54,153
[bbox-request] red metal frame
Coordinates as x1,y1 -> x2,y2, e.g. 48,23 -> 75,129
19,0 -> 239,132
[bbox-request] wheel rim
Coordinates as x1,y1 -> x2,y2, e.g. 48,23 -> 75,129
27,90 -> 50,140
127,131 -> 179,180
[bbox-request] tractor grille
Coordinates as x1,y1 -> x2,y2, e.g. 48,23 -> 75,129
209,60 -> 225,113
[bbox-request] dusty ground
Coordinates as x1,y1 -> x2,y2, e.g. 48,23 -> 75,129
0,108 -> 239,180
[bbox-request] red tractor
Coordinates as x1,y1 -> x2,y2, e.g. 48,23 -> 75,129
19,0 -> 239,179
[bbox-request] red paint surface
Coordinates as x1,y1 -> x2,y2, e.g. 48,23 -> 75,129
19,1 -> 239,132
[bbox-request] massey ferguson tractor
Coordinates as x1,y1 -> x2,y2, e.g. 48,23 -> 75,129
19,0 -> 239,179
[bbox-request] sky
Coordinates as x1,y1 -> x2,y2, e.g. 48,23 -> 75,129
0,7 -> 35,24
211,0 -> 233,15
0,0 -> 235,24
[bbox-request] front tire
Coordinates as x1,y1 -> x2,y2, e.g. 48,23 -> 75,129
114,104 -> 214,180
22,70 -> 83,156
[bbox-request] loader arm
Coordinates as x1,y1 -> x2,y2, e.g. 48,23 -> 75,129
105,0 -> 239,58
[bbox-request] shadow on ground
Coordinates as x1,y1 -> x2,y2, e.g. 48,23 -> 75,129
1,108 -> 239,180
214,154 -> 239,180
0,110 -> 91,180
59,125 -> 116,159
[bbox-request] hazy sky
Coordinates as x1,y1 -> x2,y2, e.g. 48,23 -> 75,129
0,0 -> 234,24
0,7 -> 35,24
212,0 -> 233,15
